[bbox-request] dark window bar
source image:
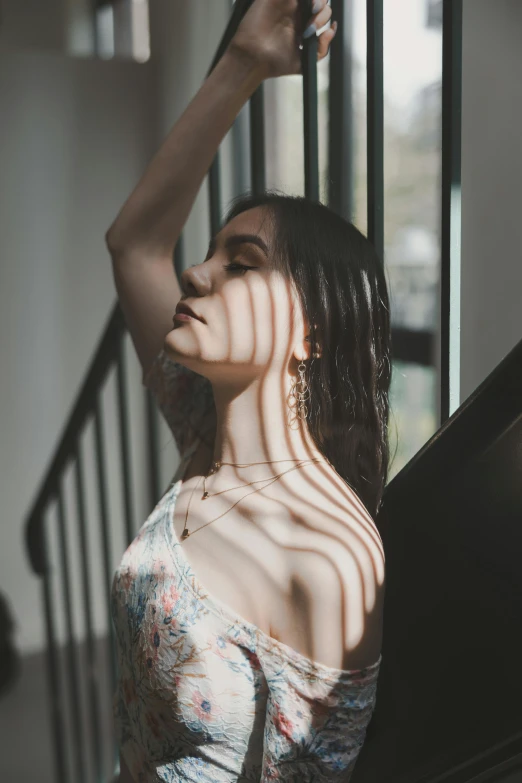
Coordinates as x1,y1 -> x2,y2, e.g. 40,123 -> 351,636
440,0 -> 463,425
366,0 -> 384,264
208,155 -> 222,239
302,3 -> 320,201
391,327 -> 434,368
250,85 -> 266,195
232,103 -> 252,197
328,0 -> 355,220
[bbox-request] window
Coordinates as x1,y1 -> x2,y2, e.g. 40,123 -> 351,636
66,0 -> 150,61
264,0 -> 443,480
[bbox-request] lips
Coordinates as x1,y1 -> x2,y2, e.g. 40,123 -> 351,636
174,302 -> 205,323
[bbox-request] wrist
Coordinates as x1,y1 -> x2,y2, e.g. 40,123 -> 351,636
221,42 -> 267,94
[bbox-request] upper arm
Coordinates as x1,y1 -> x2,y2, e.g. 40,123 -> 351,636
260,655 -> 381,782
287,513 -> 385,671
110,247 -> 182,380
261,528 -> 383,779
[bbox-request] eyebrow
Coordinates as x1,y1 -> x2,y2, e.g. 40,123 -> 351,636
208,233 -> 269,259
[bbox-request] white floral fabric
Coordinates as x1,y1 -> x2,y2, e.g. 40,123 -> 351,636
111,348 -> 382,782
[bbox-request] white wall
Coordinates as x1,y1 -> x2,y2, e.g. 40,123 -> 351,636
0,43 -> 157,653
460,0 -> 522,401
0,0 -> 233,657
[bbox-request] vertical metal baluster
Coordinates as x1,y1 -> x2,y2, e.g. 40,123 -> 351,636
146,388 -> 161,509
116,337 -> 135,546
57,483 -> 86,783
174,232 -> 185,283
232,103 -> 251,198
91,0 -> 101,57
208,156 -> 222,237
74,443 -> 103,781
164,234 -> 188,496
93,394 -> 119,775
250,85 -> 266,194
302,0 -> 320,201
440,0 -> 463,424
41,516 -> 68,783
230,0 -> 251,196
366,0 -> 384,263
328,0 -> 355,218
147,207 -> 167,504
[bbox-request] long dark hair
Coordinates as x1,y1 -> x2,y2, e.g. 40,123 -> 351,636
223,190 -> 394,520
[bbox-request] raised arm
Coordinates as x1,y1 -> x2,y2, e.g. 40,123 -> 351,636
105,47 -> 265,381
105,0 -> 335,379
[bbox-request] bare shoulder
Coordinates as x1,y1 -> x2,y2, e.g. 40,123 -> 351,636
284,483 -> 385,672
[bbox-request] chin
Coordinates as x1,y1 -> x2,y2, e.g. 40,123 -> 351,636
164,328 -> 184,352
164,330 -> 204,364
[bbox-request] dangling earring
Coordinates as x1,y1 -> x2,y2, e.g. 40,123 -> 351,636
288,360 -> 311,428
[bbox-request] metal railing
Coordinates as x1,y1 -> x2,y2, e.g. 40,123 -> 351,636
24,1 -> 462,781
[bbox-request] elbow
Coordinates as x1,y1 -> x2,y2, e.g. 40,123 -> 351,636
105,227 -> 123,257
105,226 -> 154,261
104,228 -> 138,262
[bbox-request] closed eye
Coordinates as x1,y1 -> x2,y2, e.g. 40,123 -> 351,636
223,262 -> 256,275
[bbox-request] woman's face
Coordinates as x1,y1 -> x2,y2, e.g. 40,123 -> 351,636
165,207 -> 308,386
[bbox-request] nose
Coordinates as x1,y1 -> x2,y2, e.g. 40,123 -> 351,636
179,262 -> 211,298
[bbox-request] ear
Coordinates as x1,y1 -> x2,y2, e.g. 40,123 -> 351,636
296,324 -> 322,361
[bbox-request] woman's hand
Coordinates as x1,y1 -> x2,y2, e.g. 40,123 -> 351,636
228,0 -> 336,80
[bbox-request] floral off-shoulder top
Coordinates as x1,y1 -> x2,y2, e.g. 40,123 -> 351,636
111,347 -> 382,782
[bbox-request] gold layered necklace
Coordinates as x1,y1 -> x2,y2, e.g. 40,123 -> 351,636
180,457 -> 322,541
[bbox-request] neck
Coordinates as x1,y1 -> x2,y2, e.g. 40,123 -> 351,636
209,373 -> 323,473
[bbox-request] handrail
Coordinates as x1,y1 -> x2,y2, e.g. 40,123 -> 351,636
25,302 -> 126,576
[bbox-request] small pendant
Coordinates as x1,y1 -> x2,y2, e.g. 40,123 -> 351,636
181,528 -> 190,540
202,491 -> 209,499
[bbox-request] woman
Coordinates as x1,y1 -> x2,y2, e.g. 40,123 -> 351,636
107,0 -> 391,780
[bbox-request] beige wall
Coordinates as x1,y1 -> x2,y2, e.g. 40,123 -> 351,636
460,0 -> 522,402
0,0 -> 66,50
0,45 -> 157,653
